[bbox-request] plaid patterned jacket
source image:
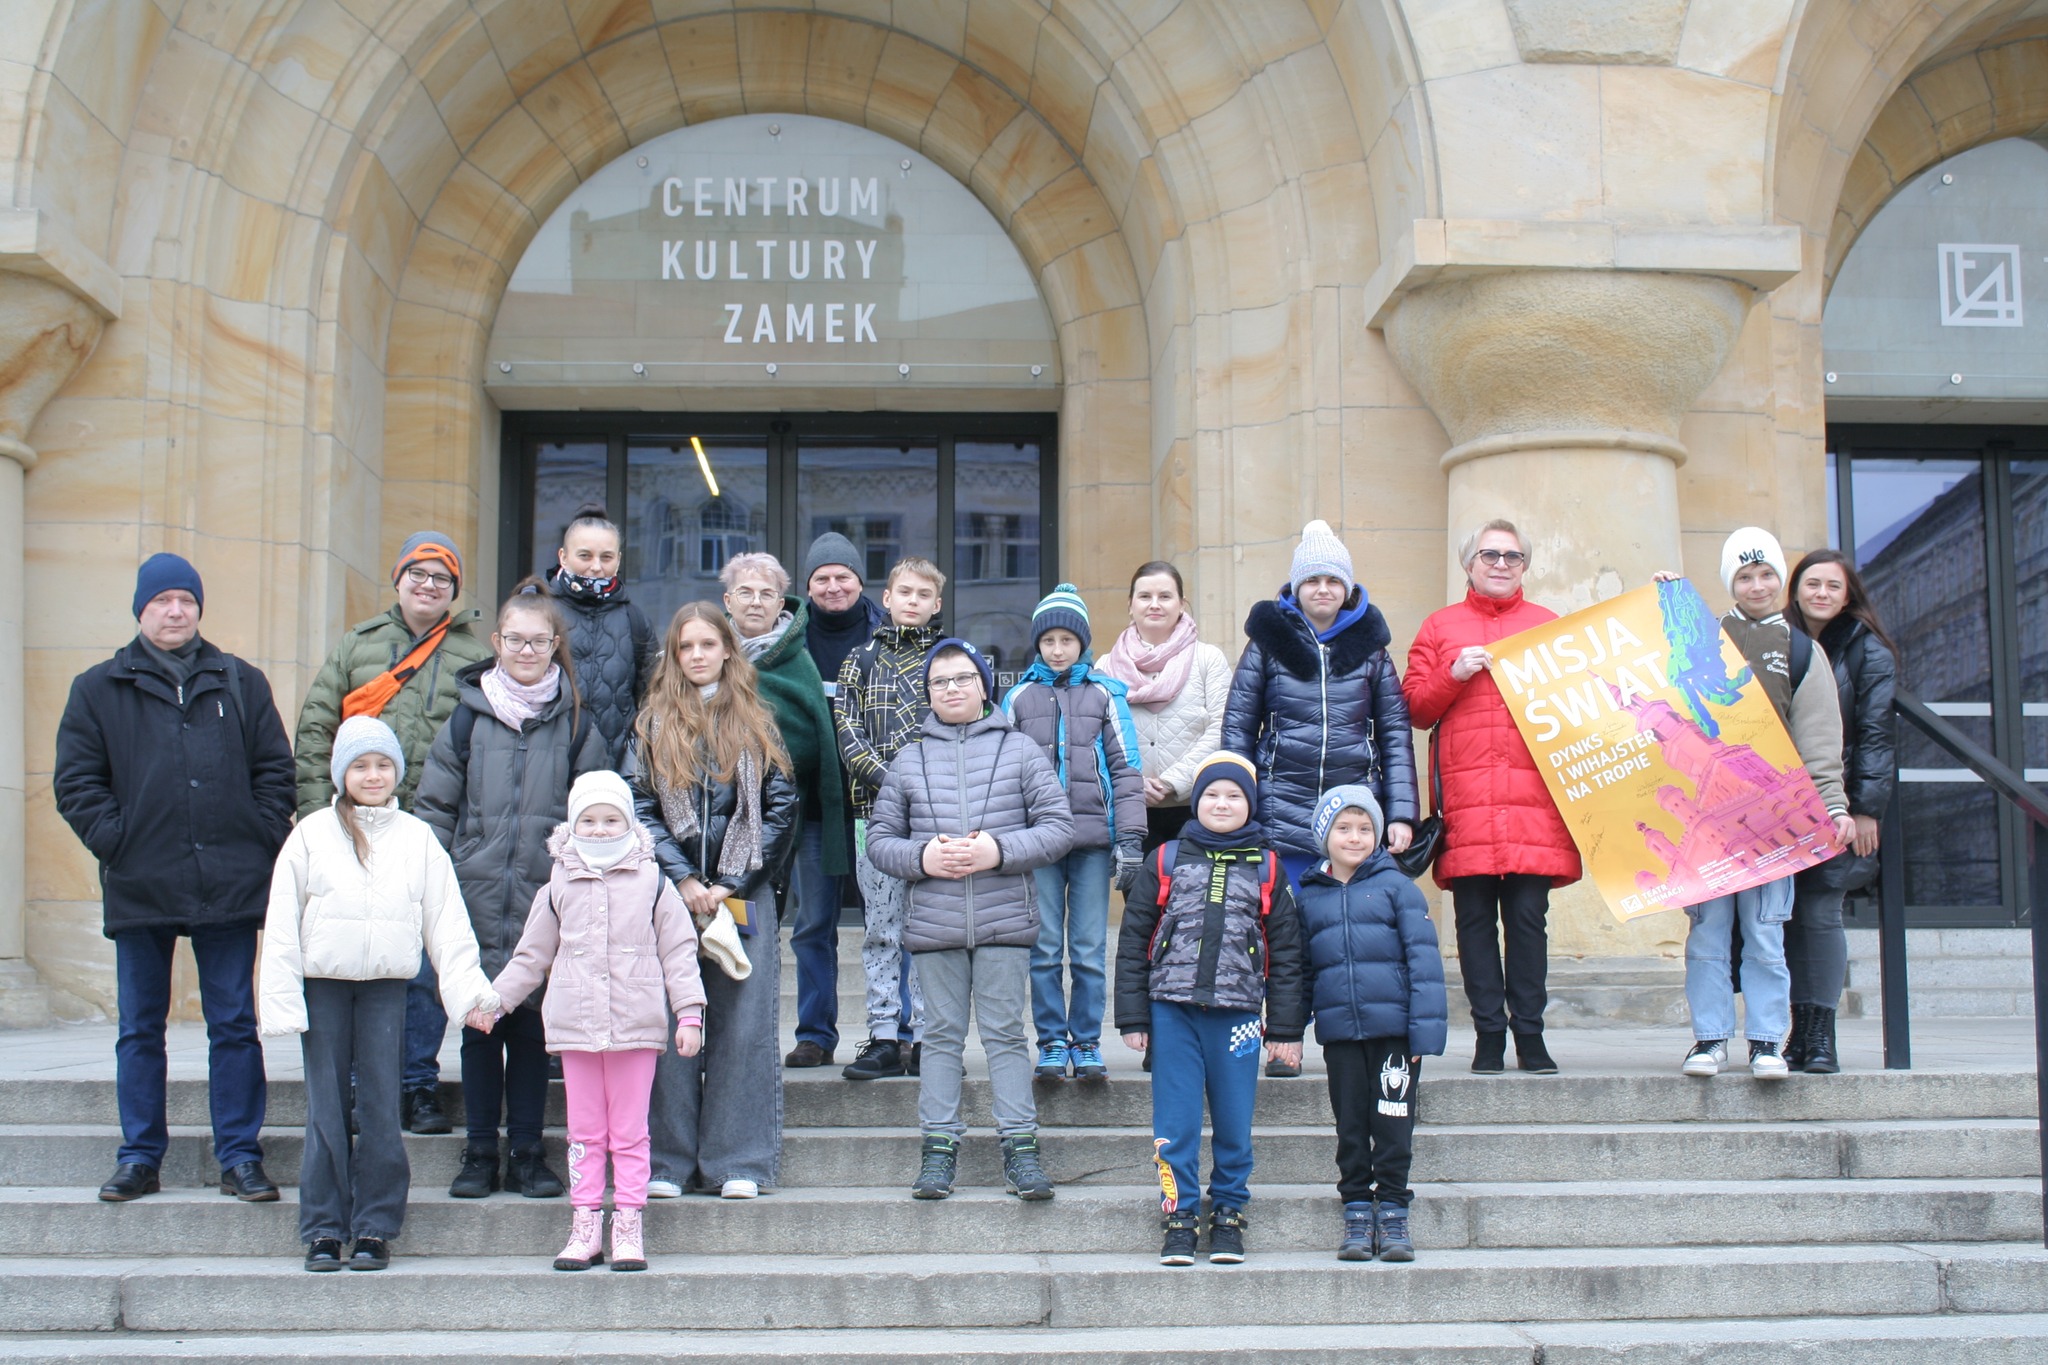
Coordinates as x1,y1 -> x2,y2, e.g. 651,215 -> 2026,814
833,622 -> 942,818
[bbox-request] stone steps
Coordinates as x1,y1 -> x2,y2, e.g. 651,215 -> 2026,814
8,1244 -> 2046,1334
3,1117 -> 2037,1187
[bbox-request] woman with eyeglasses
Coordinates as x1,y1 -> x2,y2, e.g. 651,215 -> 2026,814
416,577 -> 609,1200
547,504 -> 659,768
1402,519 -> 1582,1077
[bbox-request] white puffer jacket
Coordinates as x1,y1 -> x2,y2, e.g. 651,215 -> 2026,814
259,801 -> 499,1036
1128,642 -> 1234,801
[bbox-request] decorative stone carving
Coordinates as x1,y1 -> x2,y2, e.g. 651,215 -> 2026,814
1505,0 -> 1688,65
0,272 -> 104,469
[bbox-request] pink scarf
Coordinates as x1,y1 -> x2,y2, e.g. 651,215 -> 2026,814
1101,615 -> 1200,706
479,663 -> 561,730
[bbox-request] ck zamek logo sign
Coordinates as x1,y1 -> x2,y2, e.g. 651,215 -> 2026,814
654,175 -> 884,346
1938,243 -> 2024,327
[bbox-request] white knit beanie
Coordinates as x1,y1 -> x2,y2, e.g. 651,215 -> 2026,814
567,770 -> 635,827
330,716 -> 405,794
1719,526 -> 1788,596
1291,519 -> 1354,595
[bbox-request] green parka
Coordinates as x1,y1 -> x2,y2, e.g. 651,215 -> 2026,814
294,604 -> 494,817
752,595 -> 850,876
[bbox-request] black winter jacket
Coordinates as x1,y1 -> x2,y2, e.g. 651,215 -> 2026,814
414,662 -> 610,977
1114,836 -> 1306,1041
624,741 -> 801,911
1221,596 -> 1419,860
1799,617 -> 1898,893
547,568 -> 658,768
1296,851 -> 1448,1055
54,638 -> 295,936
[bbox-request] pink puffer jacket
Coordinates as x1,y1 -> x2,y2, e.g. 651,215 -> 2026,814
491,823 -> 705,1052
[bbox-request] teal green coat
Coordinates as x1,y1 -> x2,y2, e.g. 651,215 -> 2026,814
751,596 -> 850,876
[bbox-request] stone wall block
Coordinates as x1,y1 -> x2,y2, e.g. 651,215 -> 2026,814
963,0 -> 1043,95
1429,64 -> 1601,222
466,106 -> 578,208
971,112 -> 1073,211
924,62 -> 1024,168
1400,0 -> 1519,82
804,15 -> 889,122
1598,67 -> 1768,225
1026,18 -> 1105,152
525,61 -> 630,174
891,0 -> 969,60
1677,0 -> 1794,85
587,29 -> 687,142
571,0 -> 660,52
863,31 -> 957,144
735,10 -> 815,111
1506,0 -> 1687,65
658,15 -> 746,122
481,1 -> 586,98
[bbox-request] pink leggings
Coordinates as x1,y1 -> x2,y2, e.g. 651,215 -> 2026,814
559,1049 -> 659,1210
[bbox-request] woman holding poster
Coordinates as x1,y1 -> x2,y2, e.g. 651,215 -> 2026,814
1783,551 -> 1898,1075
1404,520 -> 1582,1076
1658,530 -> 1855,1082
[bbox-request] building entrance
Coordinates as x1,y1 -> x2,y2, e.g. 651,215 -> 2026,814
503,411 -> 1058,685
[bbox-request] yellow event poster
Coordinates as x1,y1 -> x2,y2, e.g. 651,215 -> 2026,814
1491,580 -> 1838,922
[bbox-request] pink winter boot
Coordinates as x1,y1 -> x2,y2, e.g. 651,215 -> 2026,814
609,1206 -> 647,1272
553,1207 -> 605,1271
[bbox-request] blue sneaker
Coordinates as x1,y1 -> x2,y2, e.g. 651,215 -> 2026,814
1069,1041 -> 1106,1079
1035,1040 -> 1071,1079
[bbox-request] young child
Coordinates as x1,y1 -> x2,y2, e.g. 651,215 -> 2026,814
1003,584 -> 1146,1081
1297,785 -> 1448,1263
833,556 -> 946,1080
475,771 -> 706,1272
259,717 -> 499,1273
865,639 -> 1075,1201
1115,753 -> 1305,1266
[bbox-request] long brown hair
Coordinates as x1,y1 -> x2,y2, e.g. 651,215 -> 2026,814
632,602 -> 791,791
498,576 -> 582,731
1784,549 -> 1899,657
335,776 -> 373,866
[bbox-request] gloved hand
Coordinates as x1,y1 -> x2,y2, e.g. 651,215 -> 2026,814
1113,841 -> 1144,894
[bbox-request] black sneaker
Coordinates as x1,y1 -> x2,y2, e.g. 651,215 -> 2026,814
449,1145 -> 500,1198
1159,1209 -> 1199,1265
403,1087 -> 451,1134
347,1237 -> 391,1271
911,1133 -> 958,1199
505,1143 -> 565,1197
1208,1205 -> 1247,1263
1000,1133 -> 1054,1201
304,1238 -> 344,1272
842,1037 -> 905,1080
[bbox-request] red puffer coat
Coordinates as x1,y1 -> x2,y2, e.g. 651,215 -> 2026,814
1403,588 -> 1582,890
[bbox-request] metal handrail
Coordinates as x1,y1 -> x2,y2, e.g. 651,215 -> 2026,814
1881,687 -> 2048,1248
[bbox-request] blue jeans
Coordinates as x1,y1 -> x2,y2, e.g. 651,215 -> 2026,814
402,954 -> 446,1092
1684,876 -> 1793,1043
113,926 -> 265,1170
1149,1000 -> 1261,1210
786,820 -> 843,1052
1031,846 -> 1111,1048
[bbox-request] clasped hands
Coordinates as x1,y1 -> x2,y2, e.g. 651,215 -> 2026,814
921,830 -> 1000,879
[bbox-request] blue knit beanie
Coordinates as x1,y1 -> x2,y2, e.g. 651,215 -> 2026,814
1031,582 -> 1090,653
1290,519 -> 1354,596
1314,784 -> 1384,851
924,637 -> 993,699
132,553 -> 204,619
1191,752 -> 1260,810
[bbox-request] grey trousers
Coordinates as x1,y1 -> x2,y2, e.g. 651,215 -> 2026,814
914,946 -> 1036,1140
650,921 -> 785,1190
299,977 -> 409,1244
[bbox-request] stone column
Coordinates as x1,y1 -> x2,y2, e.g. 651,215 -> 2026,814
1382,268 -> 1753,611
0,271 -> 106,1025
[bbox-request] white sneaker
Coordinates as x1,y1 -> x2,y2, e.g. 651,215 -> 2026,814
645,1179 -> 683,1199
720,1179 -> 760,1199
1682,1040 -> 1726,1077
1749,1041 -> 1790,1080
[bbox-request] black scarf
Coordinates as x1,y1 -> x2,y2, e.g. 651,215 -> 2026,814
806,596 -> 878,682
1176,814 -> 1269,852
135,633 -> 202,685
549,566 -> 623,602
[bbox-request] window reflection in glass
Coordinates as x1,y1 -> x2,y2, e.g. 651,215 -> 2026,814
531,441 -> 606,579
1851,458 -> 1999,910
626,438 -> 769,629
954,440 -> 1042,683
2013,462 -> 2048,786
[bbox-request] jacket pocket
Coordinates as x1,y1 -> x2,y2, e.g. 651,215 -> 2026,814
1149,921 -> 1174,965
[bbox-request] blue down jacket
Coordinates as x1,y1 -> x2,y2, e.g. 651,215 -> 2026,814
1221,593 -> 1418,860
1295,849 -> 1448,1056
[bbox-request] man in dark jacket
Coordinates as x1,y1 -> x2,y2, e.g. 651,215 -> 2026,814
54,554 -> 294,1204
1222,519 -> 1418,888
293,530 -> 492,1134
867,639 -> 1074,1202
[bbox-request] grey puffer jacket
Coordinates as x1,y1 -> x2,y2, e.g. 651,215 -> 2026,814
415,661 -> 610,977
547,568 -> 658,768
866,708 -> 1075,953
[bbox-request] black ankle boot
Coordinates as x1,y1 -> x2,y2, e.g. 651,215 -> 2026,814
1785,1002 -> 1814,1071
1471,1032 -> 1506,1074
1802,1005 -> 1840,1074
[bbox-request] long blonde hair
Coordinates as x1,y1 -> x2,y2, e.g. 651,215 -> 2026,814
633,602 -> 791,790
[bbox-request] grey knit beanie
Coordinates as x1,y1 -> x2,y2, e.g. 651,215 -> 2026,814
331,716 -> 405,796
803,532 -> 863,588
1314,783 -> 1383,852
1291,519 -> 1354,595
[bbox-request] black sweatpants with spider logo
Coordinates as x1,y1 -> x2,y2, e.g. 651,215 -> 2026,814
1324,1037 -> 1418,1207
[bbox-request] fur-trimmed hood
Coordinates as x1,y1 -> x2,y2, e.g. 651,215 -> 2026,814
1243,597 -> 1393,680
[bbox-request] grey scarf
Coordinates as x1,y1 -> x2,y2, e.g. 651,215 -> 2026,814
649,718 -> 765,887
738,611 -> 795,662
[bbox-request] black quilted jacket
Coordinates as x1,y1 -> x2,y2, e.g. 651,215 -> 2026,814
548,568 -> 658,768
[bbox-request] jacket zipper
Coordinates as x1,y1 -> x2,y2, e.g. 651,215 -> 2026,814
1317,638 -> 1330,798
955,728 -> 975,943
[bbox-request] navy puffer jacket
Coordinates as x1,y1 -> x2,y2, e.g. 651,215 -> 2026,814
1221,594 -> 1418,861
548,567 -> 657,768
1296,850 -> 1447,1055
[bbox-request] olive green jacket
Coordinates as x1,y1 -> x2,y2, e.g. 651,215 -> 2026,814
294,604 -> 494,817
